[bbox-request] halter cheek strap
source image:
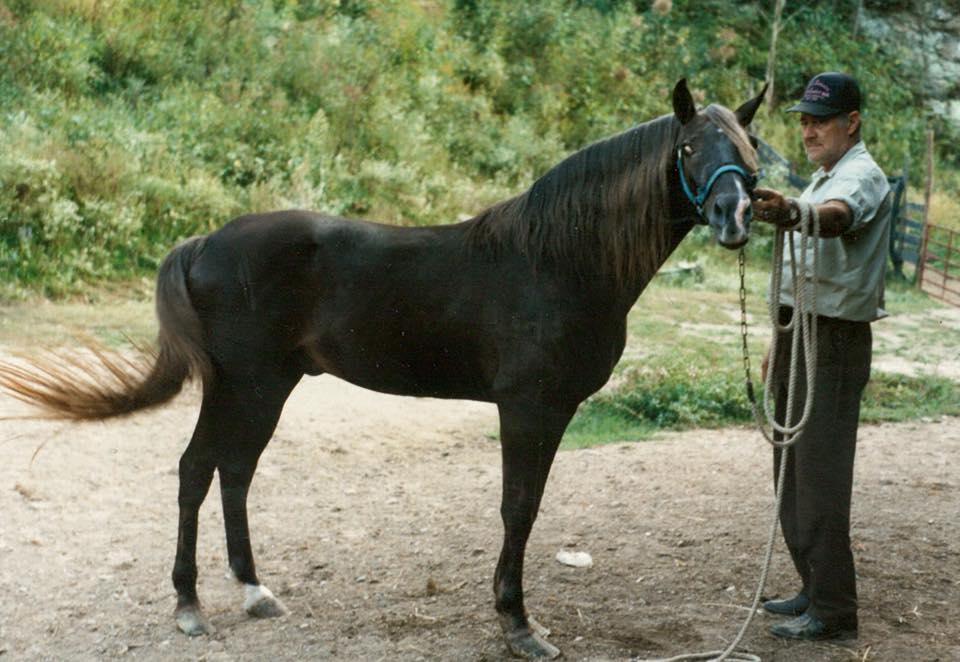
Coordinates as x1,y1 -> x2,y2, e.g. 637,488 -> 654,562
676,147 -> 759,218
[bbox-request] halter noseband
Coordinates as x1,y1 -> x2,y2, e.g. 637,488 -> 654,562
676,147 -> 759,219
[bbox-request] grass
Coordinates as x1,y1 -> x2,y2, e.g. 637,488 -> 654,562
861,372 -> 960,423
564,368 -> 960,448
0,290 -> 155,349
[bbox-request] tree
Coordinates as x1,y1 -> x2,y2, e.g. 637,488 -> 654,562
765,0 -> 786,113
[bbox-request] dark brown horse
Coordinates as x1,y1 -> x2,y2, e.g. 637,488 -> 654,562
0,80 -> 764,659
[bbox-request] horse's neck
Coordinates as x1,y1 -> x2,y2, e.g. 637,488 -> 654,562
618,217 -> 696,312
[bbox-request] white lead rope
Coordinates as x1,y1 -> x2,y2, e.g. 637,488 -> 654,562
758,201 -> 820,445
633,199 -> 819,662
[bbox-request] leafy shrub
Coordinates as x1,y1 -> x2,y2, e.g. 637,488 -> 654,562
567,365 -> 960,445
861,372 -> 960,423
572,358 -> 751,432
0,0 -> 952,297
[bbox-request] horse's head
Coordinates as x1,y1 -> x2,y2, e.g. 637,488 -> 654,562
672,79 -> 766,249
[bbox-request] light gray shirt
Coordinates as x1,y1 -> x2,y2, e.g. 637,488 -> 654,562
773,141 -> 891,322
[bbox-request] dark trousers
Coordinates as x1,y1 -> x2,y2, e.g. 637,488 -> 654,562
772,306 -> 871,629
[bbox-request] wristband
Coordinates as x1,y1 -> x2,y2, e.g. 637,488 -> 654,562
786,199 -> 801,228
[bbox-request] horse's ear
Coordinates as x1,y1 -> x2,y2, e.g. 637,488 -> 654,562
672,79 -> 696,125
735,83 -> 768,127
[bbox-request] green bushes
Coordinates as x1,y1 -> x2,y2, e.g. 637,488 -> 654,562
0,0 -> 949,297
565,365 -> 960,446
861,372 -> 960,423
567,358 -> 752,442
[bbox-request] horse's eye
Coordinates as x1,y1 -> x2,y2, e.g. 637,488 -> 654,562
683,144 -> 694,156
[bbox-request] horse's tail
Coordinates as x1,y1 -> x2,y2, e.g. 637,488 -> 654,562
0,236 -> 213,420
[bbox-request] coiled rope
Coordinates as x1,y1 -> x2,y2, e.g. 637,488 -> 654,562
633,199 -> 819,662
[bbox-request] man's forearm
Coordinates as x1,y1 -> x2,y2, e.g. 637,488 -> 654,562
812,201 -> 853,238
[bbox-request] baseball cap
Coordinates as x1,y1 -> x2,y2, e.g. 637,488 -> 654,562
786,72 -> 862,116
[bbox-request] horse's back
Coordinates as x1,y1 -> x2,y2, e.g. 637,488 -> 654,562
178,209 -> 620,404
181,211 -> 495,395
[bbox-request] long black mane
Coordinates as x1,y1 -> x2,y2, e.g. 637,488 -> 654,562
467,104 -> 757,285
466,114 -> 679,284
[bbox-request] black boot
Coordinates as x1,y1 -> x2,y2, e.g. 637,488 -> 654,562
770,612 -> 858,641
762,592 -> 810,616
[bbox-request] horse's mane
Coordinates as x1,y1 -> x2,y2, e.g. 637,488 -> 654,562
466,105 -> 756,285
704,103 -> 758,171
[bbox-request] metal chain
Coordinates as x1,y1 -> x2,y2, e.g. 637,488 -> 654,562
738,249 -> 755,407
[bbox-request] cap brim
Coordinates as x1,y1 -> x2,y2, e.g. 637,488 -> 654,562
785,101 -> 844,116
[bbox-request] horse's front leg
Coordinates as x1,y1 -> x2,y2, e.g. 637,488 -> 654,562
495,401 -> 574,659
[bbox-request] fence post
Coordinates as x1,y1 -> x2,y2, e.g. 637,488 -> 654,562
917,129 -> 934,289
943,230 -> 954,301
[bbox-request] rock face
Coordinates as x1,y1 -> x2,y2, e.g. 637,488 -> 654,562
862,1 -> 960,127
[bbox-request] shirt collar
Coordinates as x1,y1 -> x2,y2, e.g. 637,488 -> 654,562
811,140 -> 866,182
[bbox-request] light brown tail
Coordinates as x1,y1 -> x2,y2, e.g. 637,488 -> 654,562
0,236 -> 212,420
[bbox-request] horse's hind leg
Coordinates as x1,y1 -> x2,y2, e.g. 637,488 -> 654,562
215,378 -> 301,620
494,402 -> 574,660
172,368 -> 300,634
173,410 -> 218,635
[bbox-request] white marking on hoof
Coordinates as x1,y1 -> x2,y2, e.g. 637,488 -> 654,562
244,583 -> 289,618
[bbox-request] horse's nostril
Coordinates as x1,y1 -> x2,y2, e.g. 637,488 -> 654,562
711,193 -> 740,218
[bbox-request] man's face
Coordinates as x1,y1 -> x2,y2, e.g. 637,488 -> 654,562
799,112 -> 857,170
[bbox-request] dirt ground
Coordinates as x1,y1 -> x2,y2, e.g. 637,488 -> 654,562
1,372 -> 958,662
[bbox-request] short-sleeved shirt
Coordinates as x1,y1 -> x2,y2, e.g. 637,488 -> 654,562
772,141 -> 891,322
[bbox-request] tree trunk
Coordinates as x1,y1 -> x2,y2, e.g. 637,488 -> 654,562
765,0 -> 787,113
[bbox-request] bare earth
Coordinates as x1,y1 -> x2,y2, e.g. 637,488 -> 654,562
1,374 -> 957,662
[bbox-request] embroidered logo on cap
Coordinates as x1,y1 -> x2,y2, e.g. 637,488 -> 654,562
803,79 -> 831,102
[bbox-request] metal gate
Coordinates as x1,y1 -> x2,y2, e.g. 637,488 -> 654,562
918,223 -> 960,307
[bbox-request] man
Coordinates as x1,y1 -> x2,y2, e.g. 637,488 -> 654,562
751,71 -> 891,641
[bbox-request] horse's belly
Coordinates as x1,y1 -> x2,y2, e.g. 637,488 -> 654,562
302,333 -> 496,401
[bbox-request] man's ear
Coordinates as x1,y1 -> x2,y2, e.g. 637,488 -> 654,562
735,83 -> 768,127
847,111 -> 861,137
673,79 -> 696,125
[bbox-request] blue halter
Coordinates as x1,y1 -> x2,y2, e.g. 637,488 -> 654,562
676,147 -> 759,218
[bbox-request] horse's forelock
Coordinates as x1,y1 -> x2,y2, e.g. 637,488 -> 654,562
704,104 -> 759,172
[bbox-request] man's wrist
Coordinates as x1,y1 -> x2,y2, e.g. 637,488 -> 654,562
783,199 -> 801,228
789,200 -> 801,225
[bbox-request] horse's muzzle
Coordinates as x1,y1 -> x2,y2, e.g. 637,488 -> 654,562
710,191 -> 750,249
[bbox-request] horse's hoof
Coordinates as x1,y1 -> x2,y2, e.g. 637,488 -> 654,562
528,616 -> 551,638
244,584 -> 289,619
175,604 -> 214,636
505,628 -> 561,659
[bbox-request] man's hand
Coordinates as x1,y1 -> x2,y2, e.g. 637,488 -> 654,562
752,187 -> 800,228
761,347 -> 770,383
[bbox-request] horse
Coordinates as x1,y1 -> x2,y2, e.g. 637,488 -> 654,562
0,79 -> 765,659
